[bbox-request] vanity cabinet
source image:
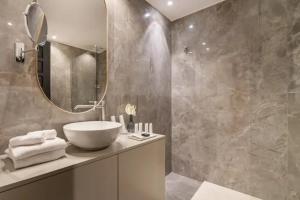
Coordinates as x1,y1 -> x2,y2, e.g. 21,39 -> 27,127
0,138 -> 165,200
0,156 -> 118,200
119,139 -> 165,200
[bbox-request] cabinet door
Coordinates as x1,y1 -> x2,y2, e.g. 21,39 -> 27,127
0,156 -> 118,200
119,139 -> 165,200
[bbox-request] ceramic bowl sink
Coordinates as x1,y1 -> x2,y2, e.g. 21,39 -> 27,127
63,121 -> 122,150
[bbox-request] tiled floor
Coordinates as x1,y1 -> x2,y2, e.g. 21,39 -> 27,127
166,173 -> 202,200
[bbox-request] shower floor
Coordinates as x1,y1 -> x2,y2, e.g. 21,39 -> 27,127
166,173 -> 262,200
166,173 -> 201,200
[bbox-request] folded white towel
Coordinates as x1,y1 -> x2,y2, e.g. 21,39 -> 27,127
128,133 -> 157,141
27,129 -> 57,140
5,149 -> 66,169
9,135 -> 45,147
9,137 -> 67,160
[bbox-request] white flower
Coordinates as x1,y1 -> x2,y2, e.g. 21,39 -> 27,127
125,104 -> 136,116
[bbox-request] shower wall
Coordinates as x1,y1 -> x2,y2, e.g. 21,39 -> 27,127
50,42 -> 105,112
171,0 -> 300,199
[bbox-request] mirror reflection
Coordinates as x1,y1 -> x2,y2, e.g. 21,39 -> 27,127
37,0 -> 107,113
24,2 -> 48,46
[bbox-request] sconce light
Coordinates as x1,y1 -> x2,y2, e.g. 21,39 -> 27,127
15,42 -> 25,63
15,42 -> 38,63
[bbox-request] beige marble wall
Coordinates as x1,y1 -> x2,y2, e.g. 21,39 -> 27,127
172,0 -> 300,199
0,0 -> 172,174
105,0 -> 172,173
0,0 -> 99,154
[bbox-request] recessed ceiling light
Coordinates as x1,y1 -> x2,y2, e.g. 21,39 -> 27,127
189,24 -> 194,29
206,47 -> 210,51
202,42 -> 207,46
7,22 -> 13,26
144,12 -> 151,18
52,35 -> 57,40
167,1 -> 174,6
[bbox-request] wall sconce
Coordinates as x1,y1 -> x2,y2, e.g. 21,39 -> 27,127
15,42 -> 25,63
15,42 -> 37,63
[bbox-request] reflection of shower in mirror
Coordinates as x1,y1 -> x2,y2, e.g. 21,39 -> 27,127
184,47 -> 193,54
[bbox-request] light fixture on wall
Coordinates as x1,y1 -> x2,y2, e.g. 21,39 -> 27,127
52,35 -> 57,40
189,24 -> 194,29
7,22 -> 13,26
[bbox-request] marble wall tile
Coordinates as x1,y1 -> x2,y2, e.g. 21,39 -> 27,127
172,0 -> 298,199
288,0 -> 300,199
0,0 -> 172,174
104,0 -> 172,173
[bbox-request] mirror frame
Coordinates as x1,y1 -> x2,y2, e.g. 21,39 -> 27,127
34,0 -> 108,114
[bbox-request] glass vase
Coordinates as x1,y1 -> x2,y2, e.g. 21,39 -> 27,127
127,115 -> 135,133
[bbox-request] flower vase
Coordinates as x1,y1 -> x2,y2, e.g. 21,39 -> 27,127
127,115 -> 135,133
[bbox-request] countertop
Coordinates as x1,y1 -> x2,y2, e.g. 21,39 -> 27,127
0,134 -> 165,193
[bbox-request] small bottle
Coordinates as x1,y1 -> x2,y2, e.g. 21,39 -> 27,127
119,115 -> 128,134
145,123 -> 149,133
111,116 -> 116,122
139,123 -> 143,133
134,123 -> 139,133
149,123 -> 153,133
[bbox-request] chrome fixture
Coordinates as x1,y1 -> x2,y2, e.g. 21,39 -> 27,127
184,47 -> 193,54
74,101 -> 106,121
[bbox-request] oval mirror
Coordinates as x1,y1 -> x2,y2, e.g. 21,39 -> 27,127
35,0 -> 108,113
24,2 -> 48,46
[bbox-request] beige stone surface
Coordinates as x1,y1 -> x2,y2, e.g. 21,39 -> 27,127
192,182 -> 261,200
0,134 -> 165,193
0,0 -> 172,174
171,0 -> 300,199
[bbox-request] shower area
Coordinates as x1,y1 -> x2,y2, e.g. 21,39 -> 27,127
39,41 -> 106,112
169,0 -> 300,199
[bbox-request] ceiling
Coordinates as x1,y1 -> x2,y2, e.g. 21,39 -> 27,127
145,0 -> 225,21
39,0 -> 107,52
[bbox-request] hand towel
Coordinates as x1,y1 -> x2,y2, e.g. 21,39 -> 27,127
128,133 -> 157,141
9,137 -> 67,160
9,135 -> 44,147
5,149 -> 66,169
27,129 -> 57,140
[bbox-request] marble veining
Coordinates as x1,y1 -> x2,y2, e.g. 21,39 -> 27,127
105,0 -> 172,172
0,0 -> 172,173
171,0 -> 300,199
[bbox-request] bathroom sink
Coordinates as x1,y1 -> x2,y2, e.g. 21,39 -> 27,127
63,121 -> 122,150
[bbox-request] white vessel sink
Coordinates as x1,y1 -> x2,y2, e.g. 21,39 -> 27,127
63,121 -> 122,150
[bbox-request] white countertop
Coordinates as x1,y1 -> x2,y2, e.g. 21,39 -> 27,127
0,134 -> 165,193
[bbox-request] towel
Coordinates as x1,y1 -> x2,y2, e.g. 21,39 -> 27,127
27,129 -> 57,140
9,137 -> 67,160
5,149 -> 66,169
128,133 -> 157,141
9,135 -> 45,147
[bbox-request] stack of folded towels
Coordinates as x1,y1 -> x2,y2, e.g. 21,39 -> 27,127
5,130 -> 67,169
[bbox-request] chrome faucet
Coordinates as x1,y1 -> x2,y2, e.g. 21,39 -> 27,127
74,100 -> 106,121
91,100 -> 106,121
